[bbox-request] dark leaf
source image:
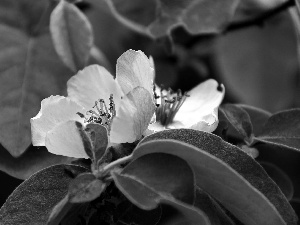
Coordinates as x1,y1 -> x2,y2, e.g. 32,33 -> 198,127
0,0 -> 74,156
140,130 -> 298,225
111,171 -> 210,225
50,0 -> 93,71
69,173 -> 105,203
220,104 -> 254,144
255,109 -> 300,151
104,0 -> 239,38
0,145 -> 72,180
194,187 -> 236,225
260,161 -> 294,201
0,164 -> 87,224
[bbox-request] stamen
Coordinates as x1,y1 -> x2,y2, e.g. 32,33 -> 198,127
155,87 -> 189,127
77,95 -> 116,131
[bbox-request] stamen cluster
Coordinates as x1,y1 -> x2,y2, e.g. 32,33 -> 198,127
77,94 -> 116,130
155,87 -> 189,126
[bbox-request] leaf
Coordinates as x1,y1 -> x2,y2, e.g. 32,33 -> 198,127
0,144 -> 73,180
139,130 -> 298,225
123,153 -> 195,206
255,109 -> 300,151
0,0 -> 75,156
238,104 -> 271,136
85,123 -> 109,162
194,187 -> 236,225
104,0 -> 239,38
220,104 -> 254,144
111,171 -> 211,225
68,172 -> 105,203
260,161 -> 294,201
47,195 -> 73,225
0,164 -> 88,224
50,0 -> 93,71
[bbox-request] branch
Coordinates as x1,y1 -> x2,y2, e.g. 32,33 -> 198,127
226,0 -> 295,33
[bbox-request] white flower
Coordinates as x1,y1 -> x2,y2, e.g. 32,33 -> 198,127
147,79 -> 225,133
31,50 -> 155,159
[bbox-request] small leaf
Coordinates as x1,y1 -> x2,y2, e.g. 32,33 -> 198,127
47,195 -> 72,225
255,109 -> 300,151
0,164 -> 87,224
220,104 -> 254,144
260,161 -> 294,201
85,123 -> 109,162
111,171 -> 211,225
69,172 -> 105,203
140,130 -> 298,225
104,0 -> 239,38
50,0 -> 93,71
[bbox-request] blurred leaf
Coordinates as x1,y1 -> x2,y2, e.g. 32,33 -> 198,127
220,104 -> 254,144
194,187 -> 236,225
47,195 -> 73,225
0,0 -> 75,156
122,153 -> 195,206
140,130 -> 298,225
0,164 -> 87,224
103,0 -> 239,38
111,171 -> 210,225
255,109 -> 300,151
50,0 -> 93,71
260,161 -> 294,201
68,172 -> 105,203
0,145 -> 72,180
215,13 -> 299,112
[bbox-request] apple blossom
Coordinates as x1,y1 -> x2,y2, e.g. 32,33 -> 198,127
30,50 -> 155,159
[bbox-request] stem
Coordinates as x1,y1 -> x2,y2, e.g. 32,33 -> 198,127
102,154 -> 133,173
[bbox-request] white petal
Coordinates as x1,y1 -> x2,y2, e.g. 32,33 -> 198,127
31,96 -> 85,146
45,120 -> 89,159
67,65 -> 123,110
110,87 -> 155,143
116,50 -> 154,96
147,122 -> 166,133
174,79 -> 225,130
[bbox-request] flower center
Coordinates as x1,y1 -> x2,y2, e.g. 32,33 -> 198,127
77,94 -> 116,131
154,86 -> 189,126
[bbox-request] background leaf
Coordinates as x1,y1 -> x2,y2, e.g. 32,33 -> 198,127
50,0 -> 93,71
139,130 -> 298,225
0,145 -> 72,180
255,109 -> 300,151
0,164 -> 87,224
0,0 -> 74,156
104,0 -> 239,38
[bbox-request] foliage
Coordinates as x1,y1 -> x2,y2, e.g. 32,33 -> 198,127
0,0 -> 300,224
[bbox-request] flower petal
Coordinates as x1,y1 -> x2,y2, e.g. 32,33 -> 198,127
31,96 -> 85,146
45,120 -> 89,159
110,87 -> 155,143
116,50 -> 154,96
67,65 -> 123,110
174,79 -> 225,130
